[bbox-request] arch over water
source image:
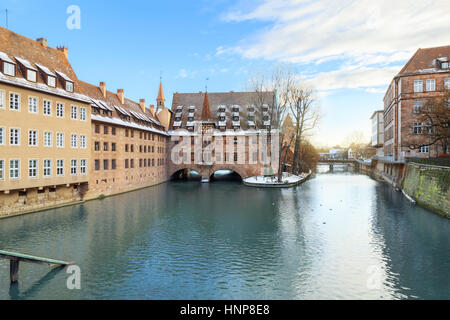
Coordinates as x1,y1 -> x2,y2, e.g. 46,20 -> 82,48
209,169 -> 243,182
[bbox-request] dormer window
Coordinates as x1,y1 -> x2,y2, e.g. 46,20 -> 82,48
27,69 -> 37,82
3,62 -> 15,76
248,107 -> 255,113
47,76 -> 56,87
232,106 -> 240,113
188,117 -> 194,122
188,106 -> 195,113
233,116 -> 239,122
442,62 -> 449,69
219,116 -> 225,121
175,116 -> 181,122
66,81 -> 74,92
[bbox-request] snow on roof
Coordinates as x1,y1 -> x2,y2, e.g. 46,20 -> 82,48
0,51 -> 15,64
35,63 -> 56,76
55,70 -> 73,82
91,99 -> 106,110
91,114 -> 168,136
15,56 -> 36,70
97,100 -> 114,112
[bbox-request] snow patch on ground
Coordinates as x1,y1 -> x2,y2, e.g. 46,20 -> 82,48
244,172 -> 310,185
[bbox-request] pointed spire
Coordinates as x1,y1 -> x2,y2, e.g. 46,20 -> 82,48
156,81 -> 165,106
201,91 -> 213,121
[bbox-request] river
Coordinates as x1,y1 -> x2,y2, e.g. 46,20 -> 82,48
0,166 -> 449,300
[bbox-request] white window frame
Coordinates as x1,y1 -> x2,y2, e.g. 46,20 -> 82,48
57,159 -> 64,176
426,79 -> 435,92
413,122 -> 423,135
80,107 -> 87,121
43,99 -> 52,116
66,81 -> 74,92
419,146 -> 430,154
9,159 -> 20,179
80,159 -> 87,175
27,69 -> 37,82
0,90 -> 4,109
56,132 -> 65,148
28,96 -> 38,114
44,131 -> 52,147
56,102 -> 64,118
43,159 -> 52,177
28,130 -> 38,147
48,76 -> 56,87
413,80 -> 423,93
80,135 -> 87,149
9,92 -> 20,111
9,128 -> 20,146
28,159 -> 38,178
70,159 -> 77,175
71,105 -> 78,120
3,62 -> 15,76
413,101 -> 423,114
71,134 -> 78,148
445,78 -> 450,90
0,159 -> 4,180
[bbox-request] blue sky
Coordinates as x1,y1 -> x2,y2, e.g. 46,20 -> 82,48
2,0 -> 450,146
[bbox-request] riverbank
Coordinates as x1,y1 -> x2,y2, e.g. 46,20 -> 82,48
243,172 -> 311,188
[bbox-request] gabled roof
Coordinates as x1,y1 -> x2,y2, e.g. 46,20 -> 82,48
398,45 -> 450,75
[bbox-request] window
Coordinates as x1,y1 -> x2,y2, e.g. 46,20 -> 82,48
10,160 -> 19,179
94,141 -> 100,151
70,160 -> 77,175
44,131 -> 52,147
57,159 -> 64,176
125,159 -> 129,169
28,97 -> 38,113
426,79 -> 435,92
111,127 -> 116,135
112,143 -> 116,152
95,124 -> 100,134
4,62 -> 15,76
111,159 -> 116,170
9,93 -> 20,110
0,160 -> 3,180
94,160 -> 100,171
414,80 -> 423,93
104,126 -> 108,134
0,127 -> 3,145
103,159 -> 109,170
28,130 -> 38,146
445,78 -> 450,89
71,106 -> 78,119
27,70 -> 37,82
419,146 -> 430,154
131,145 -> 134,153
413,101 -> 423,114
426,122 -> 434,135
130,159 -> 134,168
80,135 -> 86,149
80,160 -> 87,175
71,134 -> 78,148
103,142 -> 108,151
56,133 -> 64,148
57,103 -> 64,118
0,90 -> 4,108
43,100 -> 52,115
44,159 -> 52,177
29,159 -> 38,178
413,122 -> 422,135
80,107 -> 87,121
66,81 -> 74,92
48,76 -> 56,87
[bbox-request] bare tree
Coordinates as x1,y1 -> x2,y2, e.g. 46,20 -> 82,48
287,85 -> 320,174
403,89 -> 450,156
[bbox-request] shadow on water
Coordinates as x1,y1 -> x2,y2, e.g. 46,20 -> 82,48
8,267 -> 65,300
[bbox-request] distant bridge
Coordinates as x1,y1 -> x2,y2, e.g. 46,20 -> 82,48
318,159 -> 372,171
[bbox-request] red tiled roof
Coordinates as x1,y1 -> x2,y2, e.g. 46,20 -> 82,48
399,45 -> 450,75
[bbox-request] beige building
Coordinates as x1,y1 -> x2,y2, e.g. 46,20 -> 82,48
78,80 -> 170,199
0,27 -> 92,216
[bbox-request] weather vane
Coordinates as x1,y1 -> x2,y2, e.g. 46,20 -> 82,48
205,77 -> 209,92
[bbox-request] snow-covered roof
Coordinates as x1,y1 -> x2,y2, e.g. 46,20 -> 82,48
0,51 -> 15,64
15,56 -> 36,70
35,63 -> 56,76
91,114 -> 168,136
55,70 -> 73,82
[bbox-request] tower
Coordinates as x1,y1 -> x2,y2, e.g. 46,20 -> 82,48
156,81 -> 165,110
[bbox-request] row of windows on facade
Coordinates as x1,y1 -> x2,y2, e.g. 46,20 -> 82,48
413,122 -> 435,135
181,152 -> 260,162
1,58 -> 74,92
94,141 -> 165,154
94,123 -> 166,142
0,91 -> 86,120
175,105 -> 268,114
412,78 -> 450,93
0,128 -> 87,148
0,159 -> 86,180
94,158 -> 167,171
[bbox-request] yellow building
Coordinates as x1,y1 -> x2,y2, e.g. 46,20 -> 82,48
0,27 -> 92,216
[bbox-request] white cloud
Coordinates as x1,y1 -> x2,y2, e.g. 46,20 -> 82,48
221,0 -> 450,65
177,69 -> 188,78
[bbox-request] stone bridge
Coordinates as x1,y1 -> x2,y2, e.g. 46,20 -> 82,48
168,162 -> 265,181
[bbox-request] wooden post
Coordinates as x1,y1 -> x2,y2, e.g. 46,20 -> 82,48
10,259 -> 19,283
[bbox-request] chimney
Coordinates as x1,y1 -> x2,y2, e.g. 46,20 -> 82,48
139,99 -> 146,112
149,105 -> 155,116
36,38 -> 47,48
117,89 -> 124,104
99,82 -> 106,98
57,46 -> 69,59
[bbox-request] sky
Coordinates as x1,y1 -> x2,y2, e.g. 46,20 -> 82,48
1,0 -> 450,147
